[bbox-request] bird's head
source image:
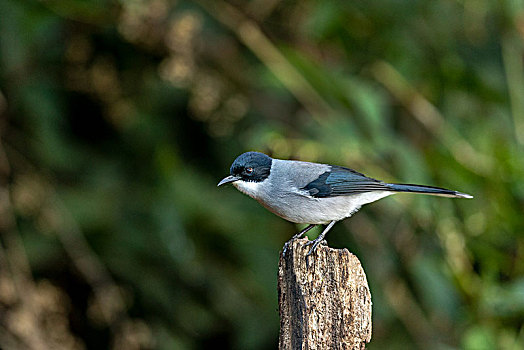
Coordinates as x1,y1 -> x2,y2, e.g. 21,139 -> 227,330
217,152 -> 272,187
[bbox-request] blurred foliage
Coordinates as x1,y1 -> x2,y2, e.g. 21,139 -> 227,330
1,0 -> 524,349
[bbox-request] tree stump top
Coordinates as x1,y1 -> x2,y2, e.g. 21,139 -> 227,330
278,238 -> 372,349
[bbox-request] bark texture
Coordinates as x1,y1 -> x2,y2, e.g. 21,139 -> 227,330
278,238 -> 372,350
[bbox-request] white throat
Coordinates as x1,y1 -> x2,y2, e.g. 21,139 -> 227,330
233,180 -> 264,199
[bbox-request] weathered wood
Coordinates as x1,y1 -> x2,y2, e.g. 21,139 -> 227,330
278,238 -> 372,350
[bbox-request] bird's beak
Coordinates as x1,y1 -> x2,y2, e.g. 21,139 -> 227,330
217,175 -> 240,187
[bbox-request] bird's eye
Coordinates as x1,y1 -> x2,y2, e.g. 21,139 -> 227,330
245,167 -> 254,174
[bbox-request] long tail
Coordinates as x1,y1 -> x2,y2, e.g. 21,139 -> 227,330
386,183 -> 473,199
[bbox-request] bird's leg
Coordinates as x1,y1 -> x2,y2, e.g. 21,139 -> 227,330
305,221 -> 337,256
292,224 -> 316,240
282,224 -> 316,256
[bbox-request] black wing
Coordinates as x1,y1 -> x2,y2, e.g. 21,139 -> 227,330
301,166 -> 390,198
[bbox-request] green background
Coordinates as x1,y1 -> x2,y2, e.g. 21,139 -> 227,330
1,0 -> 523,349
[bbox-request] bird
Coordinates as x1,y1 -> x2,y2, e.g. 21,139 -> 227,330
217,151 -> 473,256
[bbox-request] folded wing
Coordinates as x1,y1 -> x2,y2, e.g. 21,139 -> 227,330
302,166 -> 389,198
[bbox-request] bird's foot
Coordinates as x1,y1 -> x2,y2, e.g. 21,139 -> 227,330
304,220 -> 336,259
282,224 -> 316,258
282,235 -> 306,257
305,238 -> 327,256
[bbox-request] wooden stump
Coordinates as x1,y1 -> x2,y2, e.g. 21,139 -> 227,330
278,238 -> 372,349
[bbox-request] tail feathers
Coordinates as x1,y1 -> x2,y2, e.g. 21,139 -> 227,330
387,183 -> 473,199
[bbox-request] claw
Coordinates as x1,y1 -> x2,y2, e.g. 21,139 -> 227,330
282,240 -> 292,257
305,238 -> 327,256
